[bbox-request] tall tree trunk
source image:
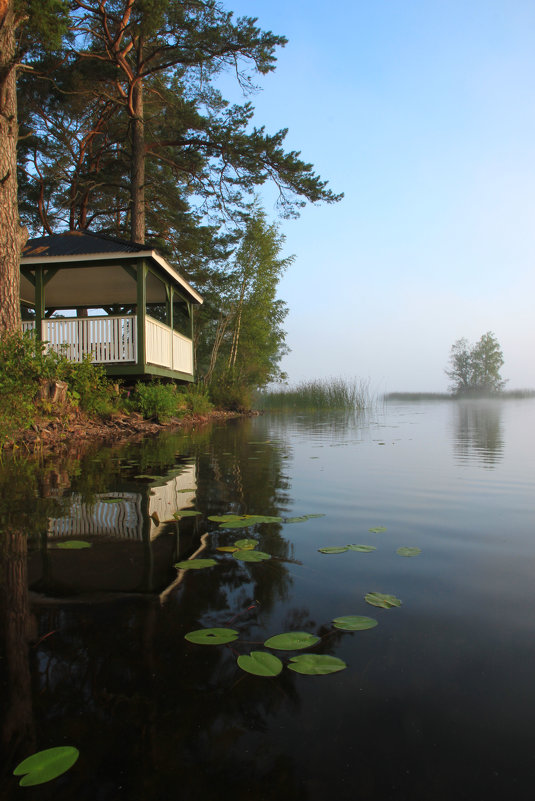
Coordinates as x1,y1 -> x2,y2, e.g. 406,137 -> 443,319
130,50 -> 145,244
0,0 -> 25,334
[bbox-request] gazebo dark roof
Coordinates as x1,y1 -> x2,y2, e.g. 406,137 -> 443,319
23,230 -> 148,258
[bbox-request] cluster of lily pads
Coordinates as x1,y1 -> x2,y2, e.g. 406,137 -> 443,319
184,619 -> 380,677
174,514 -> 414,679
318,525 -> 421,558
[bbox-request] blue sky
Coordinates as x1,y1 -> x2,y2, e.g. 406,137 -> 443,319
225,0 -> 535,391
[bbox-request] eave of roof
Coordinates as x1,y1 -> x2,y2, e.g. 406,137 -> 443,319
21,233 -> 203,305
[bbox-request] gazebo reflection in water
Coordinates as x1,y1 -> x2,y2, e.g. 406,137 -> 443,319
28,465 -> 199,599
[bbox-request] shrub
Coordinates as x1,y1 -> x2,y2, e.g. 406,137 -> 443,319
0,332 -> 120,448
209,379 -> 252,411
133,382 -> 179,421
178,384 -> 213,415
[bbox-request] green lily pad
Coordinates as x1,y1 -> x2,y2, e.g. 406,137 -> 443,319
185,627 -> 239,645
287,654 -> 347,675
13,746 -> 79,787
219,518 -> 254,528
216,546 -> 238,553
50,540 -> 92,550
347,544 -> 376,552
234,538 -> 258,550
264,631 -> 320,651
209,514 -> 282,527
396,546 -> 422,557
285,513 -> 326,523
368,526 -> 387,533
100,497 -> 123,503
318,546 -> 348,554
174,558 -> 217,570
365,592 -> 402,609
232,550 -> 271,562
333,615 -> 378,631
173,510 -> 202,518
237,651 -> 283,677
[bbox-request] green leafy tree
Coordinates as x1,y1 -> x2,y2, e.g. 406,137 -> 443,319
446,332 -> 506,394
198,207 -> 291,405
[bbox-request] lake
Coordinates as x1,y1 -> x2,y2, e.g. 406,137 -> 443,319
1,397 -> 535,800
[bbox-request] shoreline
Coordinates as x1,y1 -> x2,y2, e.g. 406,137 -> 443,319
5,408 -> 252,457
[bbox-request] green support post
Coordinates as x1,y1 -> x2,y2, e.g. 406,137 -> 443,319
136,260 -> 147,368
35,266 -> 45,342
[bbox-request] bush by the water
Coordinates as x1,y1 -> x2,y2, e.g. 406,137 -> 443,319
0,331 -> 118,447
256,378 -> 372,411
132,381 -> 213,421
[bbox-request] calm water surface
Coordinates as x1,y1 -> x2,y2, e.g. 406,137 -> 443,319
1,398 -> 535,800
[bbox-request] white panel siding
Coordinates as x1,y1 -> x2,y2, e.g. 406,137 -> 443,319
172,330 -> 193,375
42,316 -> 136,363
145,316 -> 172,369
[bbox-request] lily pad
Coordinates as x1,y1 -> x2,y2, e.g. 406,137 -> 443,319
333,615 -> 378,631
365,592 -> 402,609
209,514 -> 282,527
101,497 -> 123,504
13,746 -> 79,787
264,631 -> 320,651
287,654 -> 347,675
173,510 -> 202,518
396,546 -> 422,557
51,540 -> 92,550
346,544 -> 376,552
232,550 -> 271,562
219,518 -> 254,528
237,651 -> 283,677
234,538 -> 258,550
174,558 -> 217,570
216,546 -> 238,553
185,627 -> 238,645
368,526 -> 387,533
318,546 -> 348,554
285,513 -> 326,523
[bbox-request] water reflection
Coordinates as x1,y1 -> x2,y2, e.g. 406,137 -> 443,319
451,399 -> 504,467
0,418 -> 304,799
1,402 -> 534,800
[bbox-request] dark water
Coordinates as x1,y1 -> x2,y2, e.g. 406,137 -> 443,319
1,398 -> 535,800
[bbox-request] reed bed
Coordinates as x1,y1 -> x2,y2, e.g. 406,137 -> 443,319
257,378 -> 372,411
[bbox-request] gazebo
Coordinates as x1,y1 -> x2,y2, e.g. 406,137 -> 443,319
20,231 -> 203,382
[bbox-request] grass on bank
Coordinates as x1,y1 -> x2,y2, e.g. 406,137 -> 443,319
256,378 -> 373,412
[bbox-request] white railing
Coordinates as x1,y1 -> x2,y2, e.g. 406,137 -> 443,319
145,316 -> 193,375
21,315 -> 193,374
41,316 -> 136,363
172,330 -> 193,375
